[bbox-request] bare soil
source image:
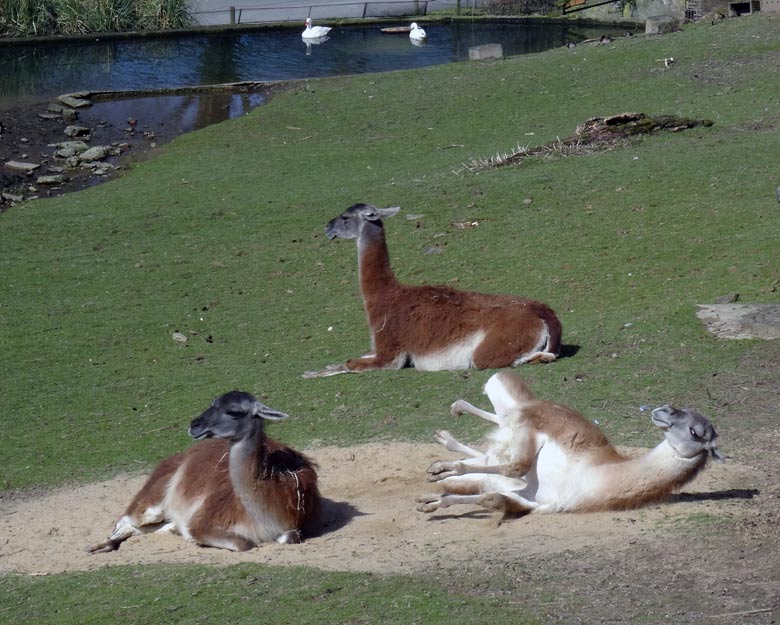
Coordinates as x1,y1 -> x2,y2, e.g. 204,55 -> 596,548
2,353 -> 779,625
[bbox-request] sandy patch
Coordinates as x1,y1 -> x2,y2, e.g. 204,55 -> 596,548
0,442 -> 753,577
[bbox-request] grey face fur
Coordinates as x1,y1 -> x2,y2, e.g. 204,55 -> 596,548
651,405 -> 724,462
324,203 -> 400,241
188,391 -> 288,442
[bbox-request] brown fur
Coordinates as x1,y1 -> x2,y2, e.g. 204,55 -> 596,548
347,223 -> 562,371
91,436 -> 320,553
170,436 -> 320,543
124,452 -> 185,515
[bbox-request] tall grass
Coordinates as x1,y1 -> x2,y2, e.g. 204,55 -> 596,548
0,0 -> 193,36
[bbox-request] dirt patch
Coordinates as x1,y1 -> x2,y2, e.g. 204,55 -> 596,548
1,434 -> 778,622
463,113 -> 714,172
686,48 -> 780,88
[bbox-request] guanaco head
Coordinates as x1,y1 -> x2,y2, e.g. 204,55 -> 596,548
188,391 -> 288,442
651,405 -> 724,463
324,203 -> 400,241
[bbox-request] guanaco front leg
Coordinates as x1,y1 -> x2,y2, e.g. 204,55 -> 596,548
450,399 -> 502,425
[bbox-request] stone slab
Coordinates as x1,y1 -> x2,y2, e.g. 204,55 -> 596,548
696,304 -> 780,340
469,43 -> 504,61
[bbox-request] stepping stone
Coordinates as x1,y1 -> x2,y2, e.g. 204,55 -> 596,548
4,161 -> 40,173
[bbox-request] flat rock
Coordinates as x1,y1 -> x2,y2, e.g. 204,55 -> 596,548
36,174 -> 66,185
38,112 -> 62,120
58,94 -> 91,109
4,161 -> 41,173
697,304 -> 780,340
1,191 -> 24,203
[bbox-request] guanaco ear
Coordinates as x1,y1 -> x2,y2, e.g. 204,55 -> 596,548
376,206 -> 400,219
253,401 -> 289,421
362,205 -> 400,221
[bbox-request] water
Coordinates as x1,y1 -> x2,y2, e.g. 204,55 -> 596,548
0,22 -> 626,106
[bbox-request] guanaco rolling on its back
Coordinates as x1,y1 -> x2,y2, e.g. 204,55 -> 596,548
417,372 -> 723,521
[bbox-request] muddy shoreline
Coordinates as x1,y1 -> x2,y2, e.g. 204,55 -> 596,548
0,82 -> 289,207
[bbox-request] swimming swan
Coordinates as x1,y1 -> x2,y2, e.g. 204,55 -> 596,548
303,18 -> 331,39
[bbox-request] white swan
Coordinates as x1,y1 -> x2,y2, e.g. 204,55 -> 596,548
409,22 -> 427,41
302,18 -> 331,39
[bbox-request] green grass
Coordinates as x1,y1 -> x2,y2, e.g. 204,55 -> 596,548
0,564 -> 540,625
0,14 -> 778,624
3,16 -> 778,490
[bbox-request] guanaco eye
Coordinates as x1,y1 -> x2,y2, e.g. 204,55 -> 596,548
227,410 -> 242,419
689,427 -> 701,439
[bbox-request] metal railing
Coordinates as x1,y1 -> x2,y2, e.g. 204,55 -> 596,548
192,0 -> 434,25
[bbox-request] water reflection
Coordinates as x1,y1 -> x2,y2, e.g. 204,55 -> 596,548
78,91 -> 266,139
0,22 -> 628,107
303,36 -> 330,56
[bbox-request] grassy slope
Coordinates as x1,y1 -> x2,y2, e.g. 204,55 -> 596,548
0,14 -> 778,623
0,564 -> 541,625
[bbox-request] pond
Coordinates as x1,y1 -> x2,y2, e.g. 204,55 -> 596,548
1,21 -> 628,106
0,21 -> 631,159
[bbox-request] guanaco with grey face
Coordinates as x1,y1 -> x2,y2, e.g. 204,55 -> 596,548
87,391 -> 321,553
417,372 -> 724,520
304,203 -> 562,378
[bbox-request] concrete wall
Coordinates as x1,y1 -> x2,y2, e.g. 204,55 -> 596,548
578,0 -> 735,22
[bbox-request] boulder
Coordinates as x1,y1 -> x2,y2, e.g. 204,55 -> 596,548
646,15 -> 680,35
55,141 -> 90,151
79,146 -> 109,162
58,94 -> 91,109
54,141 -> 90,158
64,125 -> 90,137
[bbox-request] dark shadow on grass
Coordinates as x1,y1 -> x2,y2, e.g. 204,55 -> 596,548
668,488 -> 760,504
558,344 -> 580,359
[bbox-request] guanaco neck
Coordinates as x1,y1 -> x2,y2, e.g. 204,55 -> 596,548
228,423 -> 268,506
590,440 -> 707,510
357,220 -> 399,296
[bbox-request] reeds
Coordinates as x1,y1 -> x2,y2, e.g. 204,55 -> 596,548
0,0 -> 193,36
